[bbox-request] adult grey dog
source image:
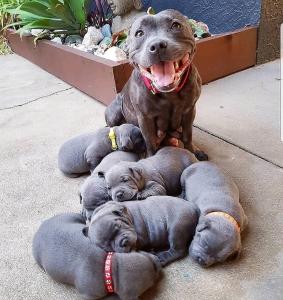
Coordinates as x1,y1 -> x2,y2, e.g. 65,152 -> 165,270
58,124 -> 145,177
105,9 -> 207,160
104,146 -> 196,201
80,151 -> 139,221
86,196 -> 199,266
33,213 -> 161,300
180,162 -> 248,267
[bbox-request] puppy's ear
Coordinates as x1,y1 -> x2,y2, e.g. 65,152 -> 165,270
133,0 -> 143,10
129,167 -> 143,181
82,227 -> 89,237
197,220 -> 211,232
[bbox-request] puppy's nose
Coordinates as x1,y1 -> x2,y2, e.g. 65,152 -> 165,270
116,191 -> 124,200
197,256 -> 206,266
149,41 -> 168,54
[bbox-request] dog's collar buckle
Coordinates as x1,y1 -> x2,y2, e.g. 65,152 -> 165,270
108,128 -> 118,151
207,211 -> 241,232
104,252 -> 115,293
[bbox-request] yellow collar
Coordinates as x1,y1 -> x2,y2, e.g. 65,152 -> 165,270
207,211 -> 240,232
108,128 -> 118,151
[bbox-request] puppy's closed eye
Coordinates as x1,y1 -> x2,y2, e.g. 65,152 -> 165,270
121,176 -> 130,183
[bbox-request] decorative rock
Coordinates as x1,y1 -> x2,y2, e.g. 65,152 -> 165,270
100,37 -> 112,47
101,24 -> 112,38
31,29 -> 46,36
51,37 -> 62,44
82,26 -> 104,47
102,46 -> 127,61
64,35 -> 83,45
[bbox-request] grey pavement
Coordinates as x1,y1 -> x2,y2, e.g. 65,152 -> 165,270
0,55 -> 282,300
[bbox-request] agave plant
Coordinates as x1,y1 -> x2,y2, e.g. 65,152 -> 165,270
5,0 -> 87,39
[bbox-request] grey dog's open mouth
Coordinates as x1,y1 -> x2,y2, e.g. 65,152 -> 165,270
139,53 -> 190,90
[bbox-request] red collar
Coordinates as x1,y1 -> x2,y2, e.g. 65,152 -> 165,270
104,252 -> 114,294
141,64 -> 192,95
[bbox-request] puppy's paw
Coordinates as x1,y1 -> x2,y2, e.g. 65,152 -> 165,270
195,150 -> 208,161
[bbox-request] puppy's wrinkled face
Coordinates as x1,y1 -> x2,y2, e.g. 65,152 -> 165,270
189,216 -> 241,267
80,174 -> 110,221
88,201 -> 137,253
127,9 -> 195,91
105,162 -> 144,201
118,124 -> 146,153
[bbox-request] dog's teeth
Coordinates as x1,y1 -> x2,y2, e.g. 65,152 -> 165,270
175,61 -> 179,70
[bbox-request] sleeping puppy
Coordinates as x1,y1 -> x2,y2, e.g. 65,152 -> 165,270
87,196 -> 199,266
180,162 -> 248,267
105,9 -> 207,160
33,213 -> 161,300
104,146 -> 196,201
58,124 -> 145,177
80,151 -> 139,221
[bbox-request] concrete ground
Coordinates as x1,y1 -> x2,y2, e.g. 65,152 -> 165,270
0,55 -> 282,300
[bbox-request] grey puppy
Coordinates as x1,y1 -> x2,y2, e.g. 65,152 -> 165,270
180,162 -> 248,267
105,9 -> 207,160
58,124 -> 145,177
32,213 -> 161,300
86,196 -> 199,266
80,151 -> 139,221
104,146 -> 196,201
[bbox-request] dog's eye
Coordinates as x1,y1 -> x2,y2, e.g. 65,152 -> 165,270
121,177 -> 129,183
107,186 -> 111,190
171,22 -> 182,30
135,30 -> 144,38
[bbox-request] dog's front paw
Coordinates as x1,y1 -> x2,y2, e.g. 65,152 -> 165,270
195,150 -> 208,161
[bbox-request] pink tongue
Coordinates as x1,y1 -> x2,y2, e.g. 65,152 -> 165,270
150,61 -> 175,87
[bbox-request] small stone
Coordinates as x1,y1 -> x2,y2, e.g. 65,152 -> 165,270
101,24 -> 112,38
102,46 -> 127,61
51,37 -> 62,44
31,29 -> 45,36
82,26 -> 104,47
64,35 -> 83,45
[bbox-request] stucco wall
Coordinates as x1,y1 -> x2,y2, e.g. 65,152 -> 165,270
257,0 -> 283,63
142,0 -> 261,34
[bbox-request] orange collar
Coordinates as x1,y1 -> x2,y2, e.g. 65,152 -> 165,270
207,212 -> 240,232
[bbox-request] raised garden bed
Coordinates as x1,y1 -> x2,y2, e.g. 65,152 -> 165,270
6,26 -> 257,105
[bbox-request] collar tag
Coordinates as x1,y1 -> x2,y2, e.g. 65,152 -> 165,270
104,252 -> 114,293
207,212 -> 241,232
108,128 -> 118,151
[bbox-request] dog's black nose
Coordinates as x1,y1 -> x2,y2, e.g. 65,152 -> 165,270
149,41 -> 168,53
116,191 -> 124,199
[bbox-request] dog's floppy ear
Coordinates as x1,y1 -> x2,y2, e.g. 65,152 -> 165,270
129,166 -> 143,181
133,0 -> 143,10
82,226 -> 89,237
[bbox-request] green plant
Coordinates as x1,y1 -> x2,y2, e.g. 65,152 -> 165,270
0,0 -> 23,30
4,0 -> 87,39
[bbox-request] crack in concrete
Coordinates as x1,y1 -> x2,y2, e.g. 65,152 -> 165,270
194,124 -> 283,169
0,87 -> 73,111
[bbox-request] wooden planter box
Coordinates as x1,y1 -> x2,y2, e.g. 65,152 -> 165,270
6,27 -> 257,105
